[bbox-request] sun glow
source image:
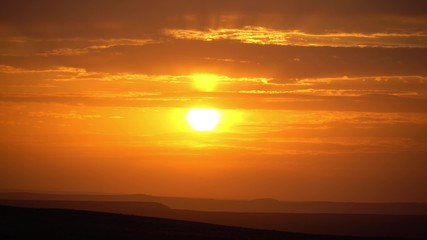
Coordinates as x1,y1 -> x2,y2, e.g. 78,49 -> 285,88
186,108 -> 221,132
191,74 -> 218,92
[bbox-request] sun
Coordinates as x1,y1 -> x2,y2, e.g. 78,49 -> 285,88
186,108 -> 221,132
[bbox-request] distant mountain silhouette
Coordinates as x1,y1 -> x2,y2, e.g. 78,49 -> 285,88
1,199 -> 426,239
1,192 -> 427,215
0,205 -> 400,240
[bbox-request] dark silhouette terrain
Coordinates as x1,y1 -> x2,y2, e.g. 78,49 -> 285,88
1,192 -> 427,214
1,199 -> 426,239
0,205 -> 395,240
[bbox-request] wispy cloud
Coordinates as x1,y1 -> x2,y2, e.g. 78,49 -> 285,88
1,65 -> 426,112
0,65 -> 88,74
38,38 -> 156,56
165,27 -> 427,48
1,91 -> 426,113
0,38 -> 156,57
267,76 -> 427,96
29,111 -> 101,120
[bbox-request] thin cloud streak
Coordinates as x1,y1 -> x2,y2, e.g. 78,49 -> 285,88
165,27 -> 427,48
0,38 -> 156,57
1,92 -> 426,113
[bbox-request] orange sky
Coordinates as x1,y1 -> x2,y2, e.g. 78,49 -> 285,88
1,0 -> 427,202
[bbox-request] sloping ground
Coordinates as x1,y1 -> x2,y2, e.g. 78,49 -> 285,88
2,192 -> 427,214
1,200 -> 426,239
0,205 -> 384,240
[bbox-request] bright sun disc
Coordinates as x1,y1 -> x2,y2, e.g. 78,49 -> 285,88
186,108 -> 221,132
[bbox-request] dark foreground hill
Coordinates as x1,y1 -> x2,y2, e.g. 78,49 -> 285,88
0,205 -> 388,240
1,200 -> 426,239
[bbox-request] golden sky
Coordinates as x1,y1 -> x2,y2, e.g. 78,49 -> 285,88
1,0 -> 427,202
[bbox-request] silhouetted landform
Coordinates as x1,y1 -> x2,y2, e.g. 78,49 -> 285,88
1,192 -> 427,215
1,200 -> 426,239
1,205 -> 397,240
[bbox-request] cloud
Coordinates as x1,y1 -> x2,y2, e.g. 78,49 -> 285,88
29,111 -> 101,120
1,0 -> 426,39
0,38 -> 156,57
1,91 -> 426,113
3,65 -> 426,97
0,65 -> 87,74
268,76 -> 427,97
2,39 -> 426,79
108,116 -> 125,119
165,27 -> 427,48
0,65 -> 272,92
38,38 -> 155,56
1,65 -> 426,113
